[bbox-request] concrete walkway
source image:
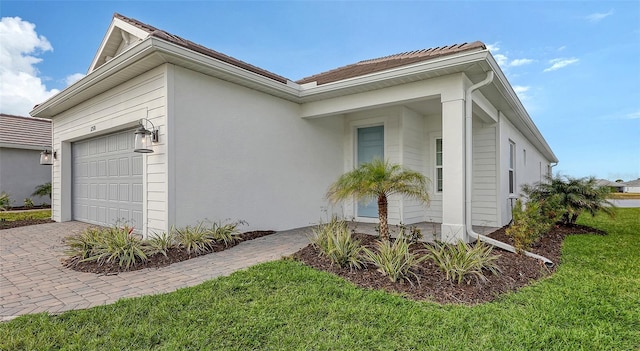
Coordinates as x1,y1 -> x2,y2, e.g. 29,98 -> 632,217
0,222 -> 310,322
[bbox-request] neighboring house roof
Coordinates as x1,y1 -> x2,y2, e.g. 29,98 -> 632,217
0,114 -> 51,149
596,179 -> 625,188
296,42 -> 486,85
622,179 -> 640,187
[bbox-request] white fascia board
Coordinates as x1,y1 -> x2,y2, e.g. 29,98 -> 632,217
299,50 -> 490,98
31,39 -> 157,118
88,21 -> 119,74
150,38 -> 301,98
486,55 -> 559,163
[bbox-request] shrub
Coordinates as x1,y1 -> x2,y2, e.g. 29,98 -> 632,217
362,237 -> 427,283
426,240 -> 501,284
522,175 -> 615,225
398,223 -> 423,243
147,232 -> 176,257
0,193 -> 11,211
85,225 -> 148,269
310,216 -> 364,270
173,222 -> 214,255
206,219 -> 246,247
63,226 -> 103,260
506,199 -> 553,253
65,225 -> 149,269
24,198 -> 34,209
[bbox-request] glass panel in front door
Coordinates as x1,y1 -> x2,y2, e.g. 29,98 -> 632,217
357,125 -> 384,218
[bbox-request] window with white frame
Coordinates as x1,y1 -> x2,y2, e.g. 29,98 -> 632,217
509,140 -> 516,194
436,138 -> 443,192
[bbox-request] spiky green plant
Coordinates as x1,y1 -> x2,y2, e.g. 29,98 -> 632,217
173,222 -> 214,254
362,237 -> 427,283
147,232 -> 176,257
0,192 -> 11,211
327,159 -> 430,241
63,226 -> 104,260
206,220 -> 245,247
309,217 -> 363,270
75,225 -> 149,269
426,240 -> 501,284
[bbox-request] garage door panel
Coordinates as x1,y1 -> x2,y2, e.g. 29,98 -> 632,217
132,156 -> 143,175
119,158 -> 129,176
73,129 -> 143,230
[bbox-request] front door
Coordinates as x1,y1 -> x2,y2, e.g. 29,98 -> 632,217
357,125 -> 384,218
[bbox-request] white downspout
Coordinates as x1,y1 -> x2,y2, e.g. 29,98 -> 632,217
464,71 -> 554,267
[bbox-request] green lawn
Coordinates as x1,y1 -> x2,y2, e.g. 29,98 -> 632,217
1,209 -> 639,350
0,209 -> 51,221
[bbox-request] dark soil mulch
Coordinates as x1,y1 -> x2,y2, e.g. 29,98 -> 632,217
293,223 -> 607,305
0,218 -> 55,230
64,230 -> 276,275
6,205 -> 51,211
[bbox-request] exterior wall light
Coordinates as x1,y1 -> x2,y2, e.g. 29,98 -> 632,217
40,149 -> 56,165
133,118 -> 158,153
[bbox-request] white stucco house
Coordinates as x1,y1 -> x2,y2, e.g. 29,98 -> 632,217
30,13 -> 557,243
0,114 -> 52,207
622,179 -> 640,193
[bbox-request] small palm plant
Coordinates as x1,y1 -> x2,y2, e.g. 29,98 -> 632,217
522,175 -> 615,225
327,159 -> 429,241
32,182 -> 52,199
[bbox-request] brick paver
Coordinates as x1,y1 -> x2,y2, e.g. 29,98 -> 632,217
0,222 -> 310,321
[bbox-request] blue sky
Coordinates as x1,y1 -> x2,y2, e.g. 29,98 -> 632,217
1,1 -> 639,181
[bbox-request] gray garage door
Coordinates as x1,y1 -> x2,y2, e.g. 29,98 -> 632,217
72,130 -> 143,229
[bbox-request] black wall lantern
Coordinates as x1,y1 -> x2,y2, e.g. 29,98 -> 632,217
40,149 -> 56,165
134,118 -> 158,153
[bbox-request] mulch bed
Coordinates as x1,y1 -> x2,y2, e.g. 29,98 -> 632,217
0,218 -> 55,230
293,223 -> 607,305
63,230 -> 276,275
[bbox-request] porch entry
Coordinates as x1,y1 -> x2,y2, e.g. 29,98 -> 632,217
357,125 -> 384,218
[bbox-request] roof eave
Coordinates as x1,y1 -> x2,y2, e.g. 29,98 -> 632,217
486,54 -> 559,163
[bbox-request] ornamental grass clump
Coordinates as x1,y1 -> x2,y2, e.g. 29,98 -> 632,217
309,217 -> 364,270
147,231 -> 176,257
206,219 -> 246,247
362,237 -> 427,283
172,222 -> 214,255
426,240 -> 501,284
65,225 -> 150,269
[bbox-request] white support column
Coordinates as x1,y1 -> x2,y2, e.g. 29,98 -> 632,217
440,97 -> 467,243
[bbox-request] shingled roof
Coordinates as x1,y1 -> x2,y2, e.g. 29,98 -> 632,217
114,13 -> 290,84
296,41 -> 486,85
0,114 -> 51,148
114,14 -> 485,87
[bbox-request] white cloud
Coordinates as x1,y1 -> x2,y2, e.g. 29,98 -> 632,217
543,58 -> 579,72
623,111 -> 640,120
65,73 -> 85,86
557,45 -> 566,51
494,54 -> 508,67
510,58 -> 534,67
0,17 -> 60,115
512,85 -> 530,100
585,9 -> 614,23
486,43 -> 500,52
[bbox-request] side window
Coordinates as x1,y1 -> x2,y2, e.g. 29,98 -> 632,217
509,140 -> 516,194
436,138 -> 443,192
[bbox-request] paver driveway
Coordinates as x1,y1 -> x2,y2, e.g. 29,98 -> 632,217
0,222 -> 309,321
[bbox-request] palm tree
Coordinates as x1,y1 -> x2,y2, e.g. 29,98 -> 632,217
327,159 -> 430,241
522,175 -> 615,225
